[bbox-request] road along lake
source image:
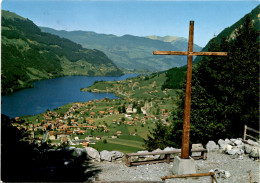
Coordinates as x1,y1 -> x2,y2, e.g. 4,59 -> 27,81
2,74 -> 138,118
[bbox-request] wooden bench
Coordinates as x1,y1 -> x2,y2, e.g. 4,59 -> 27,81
125,148 -> 207,166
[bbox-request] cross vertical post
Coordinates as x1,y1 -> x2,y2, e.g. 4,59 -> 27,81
153,21 -> 227,160
181,20 -> 194,159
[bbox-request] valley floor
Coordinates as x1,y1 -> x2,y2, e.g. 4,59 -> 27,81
90,151 -> 259,183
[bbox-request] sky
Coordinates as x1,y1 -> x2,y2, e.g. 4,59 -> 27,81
1,0 -> 259,47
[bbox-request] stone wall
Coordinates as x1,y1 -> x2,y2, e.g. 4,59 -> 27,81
206,138 -> 260,159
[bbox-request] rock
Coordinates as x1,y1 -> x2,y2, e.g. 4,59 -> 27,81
136,150 -> 154,160
131,156 -> 139,162
191,143 -> 203,156
206,141 -> 219,152
227,147 -> 244,155
163,147 -> 177,151
244,144 -> 253,154
137,150 -> 149,158
234,139 -> 243,146
85,147 -> 101,161
111,151 -> 124,160
218,139 -> 227,150
65,146 -> 75,152
247,139 -> 259,146
100,150 -> 113,161
229,138 -> 237,146
214,168 -> 222,178
238,148 -> 245,154
226,144 -> 233,151
214,168 -> 231,179
230,138 -> 236,142
250,147 -> 260,158
225,138 -> 231,143
224,170 -> 231,178
100,150 -> 124,162
75,148 -> 85,157
152,148 -> 164,159
227,149 -> 237,155
163,147 -> 178,158
238,155 -> 244,160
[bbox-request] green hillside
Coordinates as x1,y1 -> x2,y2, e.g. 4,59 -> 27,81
82,72 -> 176,99
40,27 -> 202,72
1,10 -> 122,95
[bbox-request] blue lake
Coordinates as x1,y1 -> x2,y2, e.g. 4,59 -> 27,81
1,74 -> 138,118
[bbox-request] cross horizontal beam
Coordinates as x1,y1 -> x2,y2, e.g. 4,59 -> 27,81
153,51 -> 227,56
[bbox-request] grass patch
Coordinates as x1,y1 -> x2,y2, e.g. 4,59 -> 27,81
118,134 -> 144,142
21,113 -> 44,124
27,67 -> 49,79
107,137 -> 144,149
90,140 -> 144,154
127,122 -> 155,140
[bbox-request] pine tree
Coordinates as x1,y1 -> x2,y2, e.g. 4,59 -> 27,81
144,122 -> 176,151
122,105 -> 126,113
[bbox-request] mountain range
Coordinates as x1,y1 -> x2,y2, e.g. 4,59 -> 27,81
2,4 -> 258,95
1,10 -> 122,94
40,27 -> 202,72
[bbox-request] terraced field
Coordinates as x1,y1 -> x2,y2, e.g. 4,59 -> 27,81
90,134 -> 145,153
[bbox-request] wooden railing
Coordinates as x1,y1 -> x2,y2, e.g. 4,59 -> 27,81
243,125 -> 259,141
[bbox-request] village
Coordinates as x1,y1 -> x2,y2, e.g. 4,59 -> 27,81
13,97 -> 173,153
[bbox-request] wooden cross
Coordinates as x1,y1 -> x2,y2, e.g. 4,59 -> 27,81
153,21 -> 227,159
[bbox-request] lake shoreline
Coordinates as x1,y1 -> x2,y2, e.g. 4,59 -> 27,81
2,72 -> 126,96
2,74 -> 138,118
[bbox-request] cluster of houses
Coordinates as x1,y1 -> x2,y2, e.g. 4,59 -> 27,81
13,98 -> 171,147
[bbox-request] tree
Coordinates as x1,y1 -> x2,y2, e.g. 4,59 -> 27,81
137,106 -> 142,114
144,122 -> 176,151
162,66 -> 187,90
68,118 -> 72,126
35,129 -> 43,136
133,102 -> 137,108
118,106 -> 122,113
122,105 -> 126,113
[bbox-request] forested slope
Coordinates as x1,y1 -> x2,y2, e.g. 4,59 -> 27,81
1,10 -> 122,95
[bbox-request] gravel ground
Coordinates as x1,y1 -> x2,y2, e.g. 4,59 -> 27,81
91,152 -> 259,183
